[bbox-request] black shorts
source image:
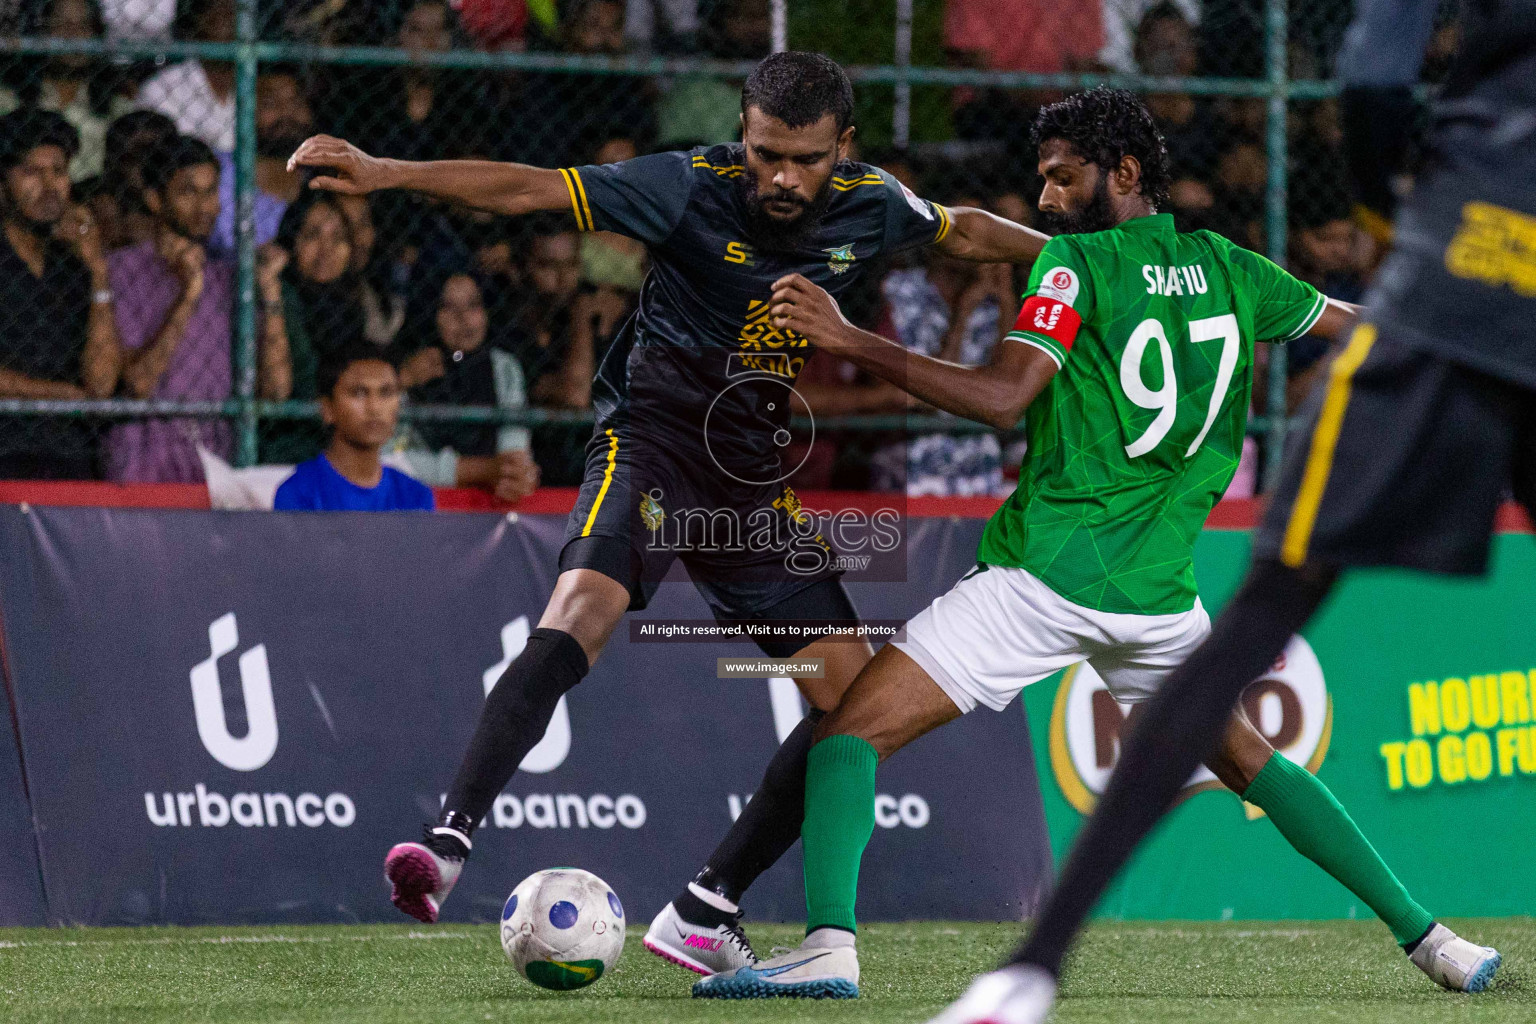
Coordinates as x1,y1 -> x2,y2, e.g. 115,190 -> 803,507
1254,328 -> 1536,575
558,427 -> 846,627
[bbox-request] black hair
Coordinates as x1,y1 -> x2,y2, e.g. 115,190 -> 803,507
1137,0 -> 1191,34
103,109 -> 178,170
1032,87 -> 1172,210
174,0 -> 233,41
318,339 -> 398,398
23,0 -> 120,118
31,0 -> 106,36
741,51 -> 855,133
275,187 -> 353,255
140,134 -> 217,194
1290,172 -> 1354,232
520,212 -> 579,258
0,108 -> 79,171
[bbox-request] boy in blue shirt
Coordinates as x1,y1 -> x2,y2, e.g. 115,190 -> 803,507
274,342 -> 435,512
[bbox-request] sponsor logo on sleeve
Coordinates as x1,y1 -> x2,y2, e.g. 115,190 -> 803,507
1036,266 -> 1080,306
1015,296 -> 1082,351
898,181 -> 935,221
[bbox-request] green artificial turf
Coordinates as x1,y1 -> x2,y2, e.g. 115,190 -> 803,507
0,918 -> 1528,1023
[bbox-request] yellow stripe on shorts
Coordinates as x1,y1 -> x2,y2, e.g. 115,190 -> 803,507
580,429 -> 619,537
1279,323 -> 1378,567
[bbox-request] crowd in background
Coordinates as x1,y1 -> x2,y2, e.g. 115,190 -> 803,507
0,0 -> 1421,499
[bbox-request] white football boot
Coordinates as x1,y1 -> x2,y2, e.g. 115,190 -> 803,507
692,938 -> 859,999
382,829 -> 465,924
1408,923 -> 1501,992
642,900 -> 758,976
925,965 -> 1058,1024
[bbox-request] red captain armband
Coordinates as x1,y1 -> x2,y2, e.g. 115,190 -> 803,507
1015,296 -> 1082,351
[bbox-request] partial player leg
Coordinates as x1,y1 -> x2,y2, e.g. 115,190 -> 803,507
1511,393 -> 1536,528
925,559 -> 1336,1024
697,564 -> 1083,998
1209,711 -> 1496,990
384,567 -> 630,923
933,336 -> 1523,1021
802,645 -> 961,930
649,580 -> 872,975
1008,559 -> 1334,976
1207,711 -> 1435,946
693,644 -> 962,999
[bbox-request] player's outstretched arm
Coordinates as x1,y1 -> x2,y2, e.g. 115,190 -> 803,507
1309,297 -> 1364,339
933,206 -> 1051,265
287,135 -> 572,217
771,274 -> 1058,430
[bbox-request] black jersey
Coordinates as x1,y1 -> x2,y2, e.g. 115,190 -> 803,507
1339,0 -> 1536,388
558,144 -> 951,481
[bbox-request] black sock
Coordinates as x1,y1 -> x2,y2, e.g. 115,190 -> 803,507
1013,560 -> 1336,977
672,887 -> 738,930
423,818 -> 472,860
1402,922 -> 1436,956
674,708 -> 826,916
438,628 -> 589,839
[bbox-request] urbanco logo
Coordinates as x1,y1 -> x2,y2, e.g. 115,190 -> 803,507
1049,635 -> 1332,815
190,613 -> 278,771
151,613 -> 355,829
484,615 -> 570,773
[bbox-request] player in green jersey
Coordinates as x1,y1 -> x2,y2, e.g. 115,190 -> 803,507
695,88 -> 1483,1001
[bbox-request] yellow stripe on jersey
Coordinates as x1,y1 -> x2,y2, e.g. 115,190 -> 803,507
832,174 -> 883,191
1279,323 -> 1378,568
570,167 -> 594,230
581,429 -> 619,537
692,157 -> 743,176
933,203 -> 953,244
558,168 -> 590,231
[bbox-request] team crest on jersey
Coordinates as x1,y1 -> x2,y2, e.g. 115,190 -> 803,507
1037,266 -> 1080,306
639,491 -> 665,531
823,244 -> 856,274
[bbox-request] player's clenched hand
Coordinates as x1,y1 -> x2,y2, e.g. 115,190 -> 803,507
770,274 -> 855,352
494,449 -> 541,503
286,135 -> 392,195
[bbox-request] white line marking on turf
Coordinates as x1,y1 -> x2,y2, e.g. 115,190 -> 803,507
1092,929 -> 1326,939
0,931 -> 479,950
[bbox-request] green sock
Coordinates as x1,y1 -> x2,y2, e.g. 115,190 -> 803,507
1243,752 -> 1434,945
802,734 -> 879,934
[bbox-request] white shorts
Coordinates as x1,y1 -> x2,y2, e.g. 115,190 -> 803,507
894,564 -> 1212,713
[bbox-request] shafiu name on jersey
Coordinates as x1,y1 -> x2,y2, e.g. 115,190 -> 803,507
982,213 -> 1326,616
557,143 -> 952,477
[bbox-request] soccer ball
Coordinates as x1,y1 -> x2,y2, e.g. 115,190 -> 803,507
499,868 -> 626,990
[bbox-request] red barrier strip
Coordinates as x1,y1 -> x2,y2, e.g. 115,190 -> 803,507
0,481 -> 1529,532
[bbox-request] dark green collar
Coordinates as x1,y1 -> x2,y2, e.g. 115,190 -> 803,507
1116,212 -> 1174,231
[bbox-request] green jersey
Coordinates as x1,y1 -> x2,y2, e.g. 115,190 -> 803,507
977,213 -> 1325,615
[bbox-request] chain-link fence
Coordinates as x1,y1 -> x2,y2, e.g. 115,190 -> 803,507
0,0 -> 1451,496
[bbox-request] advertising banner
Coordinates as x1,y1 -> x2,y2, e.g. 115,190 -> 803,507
0,667 -> 46,926
0,505 -> 1049,926
1024,529 -> 1536,921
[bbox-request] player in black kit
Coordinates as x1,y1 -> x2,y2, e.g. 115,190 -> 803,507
290,51 -> 1048,971
928,2 -> 1529,1020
